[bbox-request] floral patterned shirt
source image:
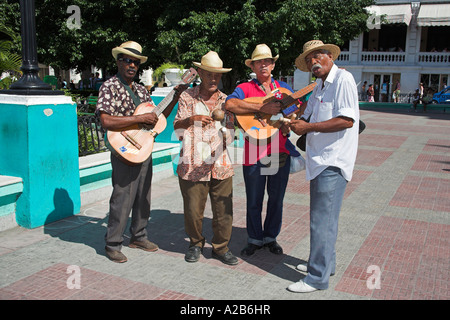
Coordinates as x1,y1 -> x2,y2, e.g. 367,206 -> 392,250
96,75 -> 153,117
174,86 -> 235,182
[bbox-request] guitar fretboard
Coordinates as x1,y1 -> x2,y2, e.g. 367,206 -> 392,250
153,90 -> 176,116
151,68 -> 197,116
281,82 -> 317,107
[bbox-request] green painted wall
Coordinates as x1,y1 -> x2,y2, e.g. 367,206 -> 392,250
0,96 -> 80,228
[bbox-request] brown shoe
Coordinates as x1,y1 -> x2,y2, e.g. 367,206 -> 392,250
105,247 -> 127,263
129,239 -> 159,252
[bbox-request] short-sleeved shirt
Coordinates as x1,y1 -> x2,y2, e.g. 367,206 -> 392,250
174,86 -> 235,182
96,75 -> 153,117
226,79 -> 292,166
301,64 -> 359,181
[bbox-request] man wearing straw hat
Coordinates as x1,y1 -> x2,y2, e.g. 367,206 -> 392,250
226,44 -> 294,257
174,51 -> 238,265
287,40 -> 359,292
97,41 -> 187,263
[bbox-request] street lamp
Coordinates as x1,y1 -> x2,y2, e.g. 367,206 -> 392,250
5,0 -> 62,95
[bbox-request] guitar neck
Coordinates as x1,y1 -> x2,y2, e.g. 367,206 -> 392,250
280,82 -> 317,107
153,89 -> 177,116
152,68 -> 197,116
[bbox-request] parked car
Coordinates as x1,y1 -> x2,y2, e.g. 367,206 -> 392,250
432,86 -> 450,104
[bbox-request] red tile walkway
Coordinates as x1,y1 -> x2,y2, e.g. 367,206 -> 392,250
0,108 -> 449,301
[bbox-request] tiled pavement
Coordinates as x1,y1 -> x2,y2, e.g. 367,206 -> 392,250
0,107 -> 449,303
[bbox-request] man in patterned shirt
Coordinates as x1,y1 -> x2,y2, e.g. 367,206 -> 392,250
96,41 -> 186,263
173,51 -> 238,265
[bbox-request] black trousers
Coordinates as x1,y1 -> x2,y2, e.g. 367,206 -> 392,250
105,154 -> 153,251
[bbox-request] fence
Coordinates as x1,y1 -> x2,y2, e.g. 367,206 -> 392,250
359,92 -> 414,103
77,105 -> 107,156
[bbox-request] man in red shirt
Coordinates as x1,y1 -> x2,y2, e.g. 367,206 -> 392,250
225,44 -> 294,256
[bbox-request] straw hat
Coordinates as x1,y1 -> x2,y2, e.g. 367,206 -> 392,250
193,51 -> 232,73
112,41 -> 148,64
295,40 -> 340,72
245,44 -> 279,68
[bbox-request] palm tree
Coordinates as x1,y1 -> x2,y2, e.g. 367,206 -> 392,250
0,23 -> 22,89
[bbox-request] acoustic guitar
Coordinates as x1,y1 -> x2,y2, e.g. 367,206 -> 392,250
235,82 -> 317,141
105,68 -> 197,165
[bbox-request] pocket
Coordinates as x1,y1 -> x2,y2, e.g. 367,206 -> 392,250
316,102 -> 333,122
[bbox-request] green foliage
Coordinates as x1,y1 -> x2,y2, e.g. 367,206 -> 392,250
0,20 -> 22,89
0,0 -> 374,92
154,0 -> 374,92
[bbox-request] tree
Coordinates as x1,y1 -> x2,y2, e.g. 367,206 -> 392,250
1,0 -> 374,93
0,21 -> 22,89
155,0 -> 374,93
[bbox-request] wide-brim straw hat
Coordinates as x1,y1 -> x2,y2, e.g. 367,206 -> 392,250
193,51 -> 232,73
112,41 -> 148,64
295,40 -> 340,72
245,44 -> 279,68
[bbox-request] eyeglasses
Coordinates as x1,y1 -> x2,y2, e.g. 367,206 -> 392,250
118,57 -> 141,66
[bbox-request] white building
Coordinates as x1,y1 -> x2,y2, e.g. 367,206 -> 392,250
294,0 -> 450,102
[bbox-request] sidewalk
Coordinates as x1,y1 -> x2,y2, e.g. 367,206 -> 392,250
0,108 -> 449,301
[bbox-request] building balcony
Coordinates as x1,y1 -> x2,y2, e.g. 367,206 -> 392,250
336,51 -> 450,67
417,52 -> 450,65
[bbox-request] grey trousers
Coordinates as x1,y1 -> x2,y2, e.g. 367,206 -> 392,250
105,154 -> 153,251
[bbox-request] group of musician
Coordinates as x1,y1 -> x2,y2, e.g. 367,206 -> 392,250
96,39 -> 359,293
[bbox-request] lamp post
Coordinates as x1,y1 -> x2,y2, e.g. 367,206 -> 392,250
5,0 -> 62,95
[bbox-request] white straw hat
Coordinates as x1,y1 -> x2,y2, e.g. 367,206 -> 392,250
193,51 -> 232,73
245,44 -> 279,68
112,41 -> 148,64
295,40 -> 340,72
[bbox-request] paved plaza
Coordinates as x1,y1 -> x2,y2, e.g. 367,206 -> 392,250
0,107 -> 449,303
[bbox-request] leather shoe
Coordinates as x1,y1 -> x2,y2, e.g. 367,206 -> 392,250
212,250 -> 239,266
105,247 -> 127,263
287,280 -> 318,293
240,243 -> 262,256
185,246 -> 202,263
265,241 -> 283,254
129,239 -> 159,252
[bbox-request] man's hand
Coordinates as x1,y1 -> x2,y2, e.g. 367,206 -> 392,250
190,115 -> 213,127
280,122 -> 290,136
138,112 -> 159,126
260,100 -> 282,115
289,119 -> 310,135
174,84 -> 189,96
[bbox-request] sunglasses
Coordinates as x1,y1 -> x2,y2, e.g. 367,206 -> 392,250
118,57 -> 141,66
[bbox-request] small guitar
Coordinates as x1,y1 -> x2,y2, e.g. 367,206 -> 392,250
105,68 -> 197,165
236,82 -> 317,141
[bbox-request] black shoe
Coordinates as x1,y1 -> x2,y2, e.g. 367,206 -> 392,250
265,241 -> 283,255
185,246 -> 202,263
212,250 -> 239,266
240,243 -> 262,256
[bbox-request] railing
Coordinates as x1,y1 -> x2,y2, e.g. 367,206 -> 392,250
417,52 -> 450,65
359,92 -> 414,103
336,52 -> 350,62
360,52 -> 406,64
338,51 -> 450,67
77,109 -> 107,156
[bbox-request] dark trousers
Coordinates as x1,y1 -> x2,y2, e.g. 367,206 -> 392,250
179,177 -> 233,255
105,154 -> 153,251
242,156 -> 290,246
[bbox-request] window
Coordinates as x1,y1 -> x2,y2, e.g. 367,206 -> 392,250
363,24 -> 407,52
420,26 -> 450,52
